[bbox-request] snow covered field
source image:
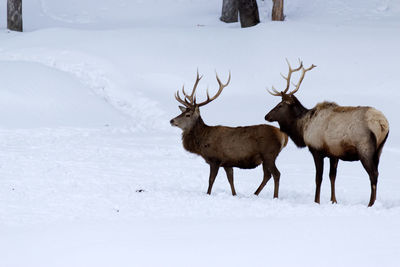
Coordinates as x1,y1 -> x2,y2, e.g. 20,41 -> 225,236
0,0 -> 400,266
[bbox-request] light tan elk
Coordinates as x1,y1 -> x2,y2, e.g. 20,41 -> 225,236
170,71 -> 288,197
265,59 -> 389,206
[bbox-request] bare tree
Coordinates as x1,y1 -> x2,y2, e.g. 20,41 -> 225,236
238,0 -> 260,28
7,0 -> 23,32
220,0 -> 239,23
272,0 -> 284,21
220,0 -> 259,28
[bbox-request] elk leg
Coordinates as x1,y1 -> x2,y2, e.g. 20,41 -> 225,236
329,157 -> 339,204
223,167 -> 236,196
360,156 -> 379,207
311,150 -> 324,204
254,162 -> 272,196
270,163 -> 281,199
207,163 -> 220,195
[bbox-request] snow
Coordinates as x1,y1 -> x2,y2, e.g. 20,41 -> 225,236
0,61 -> 129,128
0,0 -> 400,266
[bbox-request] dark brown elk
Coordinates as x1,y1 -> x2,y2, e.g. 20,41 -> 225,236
265,59 -> 389,206
170,71 -> 288,197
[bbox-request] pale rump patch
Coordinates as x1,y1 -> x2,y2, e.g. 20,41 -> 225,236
365,108 -> 389,146
280,132 -> 288,152
273,127 -> 288,152
302,103 -> 389,157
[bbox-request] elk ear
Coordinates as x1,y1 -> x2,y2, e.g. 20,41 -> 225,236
194,106 -> 200,113
179,106 -> 186,112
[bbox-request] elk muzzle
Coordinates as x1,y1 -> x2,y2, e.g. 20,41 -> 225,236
265,112 -> 273,122
170,118 -> 178,126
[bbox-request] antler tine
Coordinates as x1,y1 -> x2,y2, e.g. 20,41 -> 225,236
197,71 -> 231,107
267,59 -> 303,96
175,90 -> 191,108
281,58 -> 303,94
288,63 -> 316,96
183,69 -> 203,104
267,85 -> 282,96
216,70 -> 231,89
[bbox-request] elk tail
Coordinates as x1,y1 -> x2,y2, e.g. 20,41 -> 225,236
374,130 -> 389,166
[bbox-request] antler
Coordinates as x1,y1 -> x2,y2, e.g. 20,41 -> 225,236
175,70 -> 203,107
267,59 -> 315,96
196,71 -> 231,107
288,63 -> 316,95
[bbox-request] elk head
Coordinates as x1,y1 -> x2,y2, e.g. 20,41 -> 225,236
265,59 -> 316,124
170,70 -> 231,131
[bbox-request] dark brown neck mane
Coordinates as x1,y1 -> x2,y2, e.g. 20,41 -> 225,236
182,116 -> 209,155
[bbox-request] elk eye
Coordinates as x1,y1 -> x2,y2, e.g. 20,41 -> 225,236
185,114 -> 191,117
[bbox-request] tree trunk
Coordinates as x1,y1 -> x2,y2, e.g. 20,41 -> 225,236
220,0 -> 239,23
238,0 -> 260,28
272,0 -> 284,21
7,0 -> 23,32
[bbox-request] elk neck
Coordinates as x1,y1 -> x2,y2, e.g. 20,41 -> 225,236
182,116 -> 209,155
279,96 -> 309,148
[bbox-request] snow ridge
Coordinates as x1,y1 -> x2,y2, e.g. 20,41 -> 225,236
0,48 -> 167,132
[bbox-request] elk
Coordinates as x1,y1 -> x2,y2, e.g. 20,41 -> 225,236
170,71 -> 288,197
265,59 -> 389,206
